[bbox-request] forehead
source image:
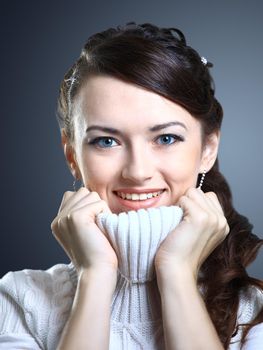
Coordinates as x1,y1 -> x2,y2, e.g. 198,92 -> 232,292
76,75 -> 200,132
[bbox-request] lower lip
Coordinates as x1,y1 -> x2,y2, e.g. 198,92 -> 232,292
113,191 -> 165,211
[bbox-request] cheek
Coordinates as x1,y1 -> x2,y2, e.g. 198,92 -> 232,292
163,147 -> 201,184
81,153 -> 117,192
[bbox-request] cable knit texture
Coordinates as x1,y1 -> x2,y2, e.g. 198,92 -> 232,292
96,206 -> 183,349
0,205 -> 262,350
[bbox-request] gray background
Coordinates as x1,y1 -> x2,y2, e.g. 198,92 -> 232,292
1,0 -> 262,279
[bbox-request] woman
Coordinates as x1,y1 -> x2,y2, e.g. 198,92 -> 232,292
0,22 -> 262,350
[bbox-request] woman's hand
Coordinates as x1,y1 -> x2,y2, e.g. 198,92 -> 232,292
51,188 -> 118,276
155,188 -> 230,280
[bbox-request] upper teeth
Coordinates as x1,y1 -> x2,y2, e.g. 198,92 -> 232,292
117,190 -> 163,201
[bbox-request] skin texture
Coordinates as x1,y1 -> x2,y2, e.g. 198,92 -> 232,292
52,75 -> 229,349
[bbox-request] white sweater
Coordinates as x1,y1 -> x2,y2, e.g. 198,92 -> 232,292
0,206 -> 262,349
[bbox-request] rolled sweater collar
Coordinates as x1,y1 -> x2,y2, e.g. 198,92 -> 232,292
96,205 -> 183,283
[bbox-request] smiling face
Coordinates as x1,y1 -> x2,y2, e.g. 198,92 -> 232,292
63,75 -> 219,214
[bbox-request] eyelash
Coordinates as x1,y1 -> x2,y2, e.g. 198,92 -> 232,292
87,134 -> 185,148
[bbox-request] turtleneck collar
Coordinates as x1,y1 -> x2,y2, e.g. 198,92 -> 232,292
96,206 -> 183,283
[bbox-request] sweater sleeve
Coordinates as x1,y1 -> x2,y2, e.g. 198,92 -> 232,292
0,334 -> 41,350
241,322 -> 263,350
0,263 -> 78,350
241,287 -> 263,350
0,271 -> 42,349
229,286 -> 263,350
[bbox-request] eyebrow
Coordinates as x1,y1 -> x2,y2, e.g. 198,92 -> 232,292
85,121 -> 187,135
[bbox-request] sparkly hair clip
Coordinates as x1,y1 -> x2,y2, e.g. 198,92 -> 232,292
201,56 -> 208,66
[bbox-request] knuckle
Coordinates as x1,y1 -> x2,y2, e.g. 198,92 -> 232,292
206,192 -> 218,202
67,209 -> 84,223
89,191 -> 100,197
186,187 -> 197,197
78,187 -> 88,193
57,217 -> 64,227
56,217 -> 67,234
210,215 -> 218,228
51,217 -> 64,237
217,216 -> 229,237
206,191 -> 216,197
50,218 -> 58,232
197,211 -> 209,225
65,190 -> 74,195
89,192 -> 101,202
178,195 -> 188,205
66,212 -> 75,222
62,191 -> 74,200
219,216 -> 227,228
223,220 -> 230,236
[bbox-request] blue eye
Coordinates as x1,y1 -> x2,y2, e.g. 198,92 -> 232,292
88,137 -> 118,148
156,134 -> 183,145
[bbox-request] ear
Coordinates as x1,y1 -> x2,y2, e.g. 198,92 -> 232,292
61,129 -> 81,179
200,131 -> 220,173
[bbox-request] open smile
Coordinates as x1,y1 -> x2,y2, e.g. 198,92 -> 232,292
113,189 -> 166,210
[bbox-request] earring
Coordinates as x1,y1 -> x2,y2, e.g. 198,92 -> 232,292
73,178 -> 84,192
198,170 -> 206,189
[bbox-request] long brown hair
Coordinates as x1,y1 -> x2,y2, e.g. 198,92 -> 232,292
57,22 -> 263,348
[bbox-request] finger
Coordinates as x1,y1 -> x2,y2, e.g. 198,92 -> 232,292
195,190 -> 228,235
52,191 -> 106,236
178,194 -> 208,224
179,195 -> 228,250
66,199 -> 112,230
204,191 -> 224,214
59,188 -> 100,214
58,191 -> 75,213
52,190 -> 81,237
203,193 -> 229,236
192,188 -> 224,218
68,195 -> 112,216
197,190 -> 222,215
185,188 -> 217,215
53,199 -> 111,243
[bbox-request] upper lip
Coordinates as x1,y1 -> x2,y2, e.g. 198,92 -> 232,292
114,188 -> 165,194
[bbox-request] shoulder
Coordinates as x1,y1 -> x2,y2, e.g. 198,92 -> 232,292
0,262 -> 78,349
237,285 -> 263,323
229,285 -> 263,348
0,262 -> 78,301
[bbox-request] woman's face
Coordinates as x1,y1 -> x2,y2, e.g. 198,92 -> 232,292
65,75 -> 219,214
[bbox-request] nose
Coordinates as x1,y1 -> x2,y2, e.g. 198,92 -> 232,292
121,145 -> 155,183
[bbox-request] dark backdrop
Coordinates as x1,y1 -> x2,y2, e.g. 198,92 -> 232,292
1,0 -> 262,279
